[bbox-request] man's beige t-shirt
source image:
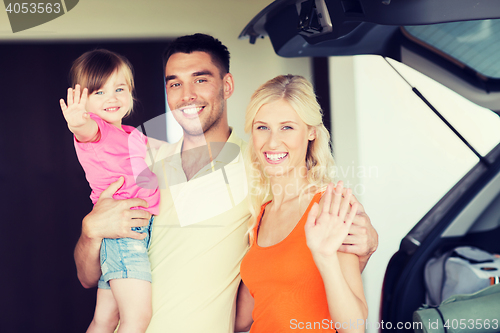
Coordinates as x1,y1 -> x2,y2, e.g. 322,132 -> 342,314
146,131 -> 250,333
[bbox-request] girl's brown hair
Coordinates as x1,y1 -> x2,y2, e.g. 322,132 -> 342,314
70,49 -> 135,115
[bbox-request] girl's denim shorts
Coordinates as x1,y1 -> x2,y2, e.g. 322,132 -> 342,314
98,215 -> 154,289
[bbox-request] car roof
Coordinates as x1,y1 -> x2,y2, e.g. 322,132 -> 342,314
240,0 -> 500,111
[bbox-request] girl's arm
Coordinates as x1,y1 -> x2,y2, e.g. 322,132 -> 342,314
305,182 -> 368,333
234,280 -> 254,332
60,84 -> 99,143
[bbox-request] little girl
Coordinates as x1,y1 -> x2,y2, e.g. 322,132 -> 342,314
60,49 -> 160,332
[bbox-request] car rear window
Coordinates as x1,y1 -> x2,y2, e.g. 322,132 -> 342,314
403,19 -> 500,79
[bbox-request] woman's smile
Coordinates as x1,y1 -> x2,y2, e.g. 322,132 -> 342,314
264,152 -> 288,164
252,98 -> 315,177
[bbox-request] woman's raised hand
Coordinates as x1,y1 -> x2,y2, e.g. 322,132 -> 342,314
60,84 -> 90,130
305,181 -> 358,259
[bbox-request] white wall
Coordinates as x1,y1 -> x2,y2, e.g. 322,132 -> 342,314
0,0 -> 311,139
330,55 -> 500,332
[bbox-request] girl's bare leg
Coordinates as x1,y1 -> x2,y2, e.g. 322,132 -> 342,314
86,288 -> 119,333
109,279 -> 152,333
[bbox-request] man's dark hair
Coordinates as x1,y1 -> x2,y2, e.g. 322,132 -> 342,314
163,33 -> 230,77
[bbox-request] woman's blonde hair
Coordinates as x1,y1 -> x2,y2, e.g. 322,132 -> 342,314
244,75 -> 336,244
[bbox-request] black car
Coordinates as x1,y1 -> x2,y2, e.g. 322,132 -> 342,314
240,0 -> 500,331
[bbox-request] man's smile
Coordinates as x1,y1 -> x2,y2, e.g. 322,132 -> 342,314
176,105 -> 205,117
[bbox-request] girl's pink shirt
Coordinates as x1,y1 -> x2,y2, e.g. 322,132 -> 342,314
74,113 -> 160,215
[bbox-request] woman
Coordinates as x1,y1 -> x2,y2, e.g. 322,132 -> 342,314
237,75 -> 368,332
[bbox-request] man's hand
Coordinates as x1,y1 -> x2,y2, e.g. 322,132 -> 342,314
74,177 -> 151,288
83,177 -> 151,241
338,193 -> 378,272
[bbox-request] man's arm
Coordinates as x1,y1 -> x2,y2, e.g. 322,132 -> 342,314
234,280 -> 254,333
74,177 -> 152,288
338,194 -> 378,273
74,226 -> 103,289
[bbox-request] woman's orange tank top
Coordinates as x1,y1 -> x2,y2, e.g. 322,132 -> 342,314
240,192 -> 336,332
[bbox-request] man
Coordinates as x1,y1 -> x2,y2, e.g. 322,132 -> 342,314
74,34 -> 378,332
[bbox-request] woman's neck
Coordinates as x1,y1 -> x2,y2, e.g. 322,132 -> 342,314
268,169 -> 312,211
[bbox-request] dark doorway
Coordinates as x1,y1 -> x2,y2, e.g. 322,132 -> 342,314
0,39 -> 170,332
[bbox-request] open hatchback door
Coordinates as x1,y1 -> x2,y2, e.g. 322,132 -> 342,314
240,1 -> 500,331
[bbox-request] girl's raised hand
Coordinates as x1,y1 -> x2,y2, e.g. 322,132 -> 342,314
305,181 -> 358,259
60,84 -> 90,130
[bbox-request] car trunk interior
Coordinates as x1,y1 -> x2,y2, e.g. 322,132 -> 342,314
382,141 -> 500,331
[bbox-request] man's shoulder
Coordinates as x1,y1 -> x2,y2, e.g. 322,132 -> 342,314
153,140 -> 179,162
227,129 -> 247,150
158,140 -> 177,153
